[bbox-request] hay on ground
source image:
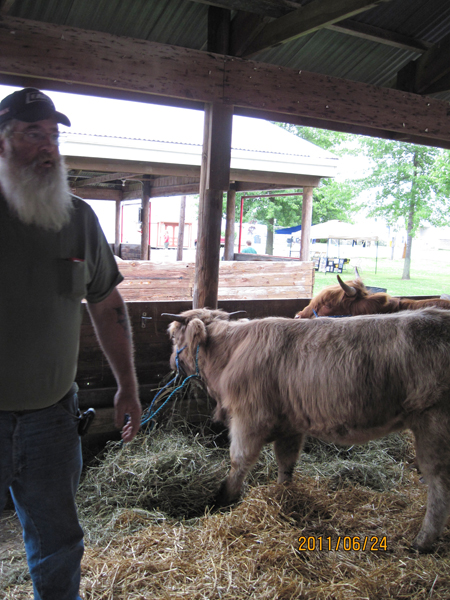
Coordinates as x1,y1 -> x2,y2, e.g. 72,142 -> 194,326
2,422 -> 449,600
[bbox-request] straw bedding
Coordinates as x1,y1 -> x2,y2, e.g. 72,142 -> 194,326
2,403 -> 450,599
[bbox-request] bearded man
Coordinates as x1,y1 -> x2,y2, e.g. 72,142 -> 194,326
0,88 -> 142,600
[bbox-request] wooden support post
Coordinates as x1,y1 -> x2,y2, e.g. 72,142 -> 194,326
177,195 -> 186,261
141,180 -> 151,260
224,189 -> 236,260
300,187 -> 313,261
193,103 -> 233,308
207,6 -> 230,54
266,213 -> 274,255
114,194 -> 122,257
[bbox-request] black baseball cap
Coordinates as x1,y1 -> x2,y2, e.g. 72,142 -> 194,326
0,87 -> 71,127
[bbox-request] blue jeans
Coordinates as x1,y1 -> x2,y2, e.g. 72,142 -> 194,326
0,387 -> 84,600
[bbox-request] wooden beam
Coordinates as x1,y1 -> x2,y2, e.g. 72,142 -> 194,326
202,26 -> 233,280
151,176 -> 199,189
328,20 -> 432,54
0,72 -> 206,112
65,155 -> 325,188
69,186 -> 122,201
74,172 -> 137,187
141,180 -> 151,260
232,182 -> 301,192
2,16 -> 450,147
230,11 -> 266,57
234,106 -> 450,150
193,189 -> 224,308
207,6 -> 231,54
0,16 -> 225,103
64,156 -> 201,178
222,59 -> 450,147
414,32 -> 450,94
300,187 -> 312,261
396,33 -> 450,96
239,0 -> 393,57
147,183 -> 199,197
224,189 -> 236,260
131,176 -> 201,198
206,103 -> 233,189
231,170 -> 322,187
189,0 -> 301,19
194,103 -> 233,308
423,72 -> 450,96
0,0 -> 16,14
177,196 -> 187,261
230,6 -> 428,58
123,181 -> 304,198
114,196 -> 121,256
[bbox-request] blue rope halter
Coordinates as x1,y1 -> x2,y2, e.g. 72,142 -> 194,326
140,344 -> 202,430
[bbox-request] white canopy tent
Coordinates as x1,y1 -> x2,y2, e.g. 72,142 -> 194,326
309,220 -> 380,273
309,220 -> 379,242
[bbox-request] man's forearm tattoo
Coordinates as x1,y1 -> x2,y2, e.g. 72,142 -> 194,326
114,305 -> 132,341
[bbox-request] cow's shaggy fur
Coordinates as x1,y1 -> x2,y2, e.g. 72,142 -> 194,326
167,308 -> 450,553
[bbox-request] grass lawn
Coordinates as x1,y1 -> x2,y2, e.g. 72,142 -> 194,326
312,246 -> 450,296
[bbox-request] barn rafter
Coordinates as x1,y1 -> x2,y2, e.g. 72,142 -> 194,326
232,0 -> 394,58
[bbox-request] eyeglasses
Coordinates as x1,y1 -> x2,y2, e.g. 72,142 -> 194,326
11,130 -> 65,146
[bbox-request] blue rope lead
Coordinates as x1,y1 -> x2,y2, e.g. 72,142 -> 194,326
140,345 -> 201,430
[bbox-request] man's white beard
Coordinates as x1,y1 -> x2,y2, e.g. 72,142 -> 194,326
0,149 -> 73,232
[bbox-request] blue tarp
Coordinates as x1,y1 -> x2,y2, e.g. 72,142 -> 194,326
275,225 -> 302,234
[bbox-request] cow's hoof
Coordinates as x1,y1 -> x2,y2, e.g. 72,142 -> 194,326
212,481 -> 239,509
411,537 -> 435,554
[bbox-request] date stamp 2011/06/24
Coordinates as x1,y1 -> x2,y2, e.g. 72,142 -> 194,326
298,536 -> 387,552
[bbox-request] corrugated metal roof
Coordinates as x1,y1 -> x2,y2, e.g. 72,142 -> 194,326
10,0 -> 209,49
352,0 -> 450,43
253,29 -> 418,87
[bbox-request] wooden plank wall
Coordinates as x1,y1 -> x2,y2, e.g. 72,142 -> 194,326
116,259 -> 315,301
117,262 -> 195,301
218,260 -> 314,299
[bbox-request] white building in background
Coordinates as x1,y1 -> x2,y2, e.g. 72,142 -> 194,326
418,226 -> 450,250
120,197 -> 197,247
42,91 -> 341,253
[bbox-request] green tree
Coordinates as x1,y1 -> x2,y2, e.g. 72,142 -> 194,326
282,123 -> 352,151
276,124 -> 359,225
233,191 -> 303,254
433,150 -> 450,200
358,138 -> 450,279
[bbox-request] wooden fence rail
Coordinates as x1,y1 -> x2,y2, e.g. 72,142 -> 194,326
117,259 -> 315,301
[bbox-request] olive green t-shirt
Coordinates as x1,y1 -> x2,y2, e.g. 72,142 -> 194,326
0,195 -> 123,411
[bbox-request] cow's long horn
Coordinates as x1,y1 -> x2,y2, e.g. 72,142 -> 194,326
337,275 -> 357,297
354,266 -> 362,280
229,311 -> 247,319
161,313 -> 187,323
